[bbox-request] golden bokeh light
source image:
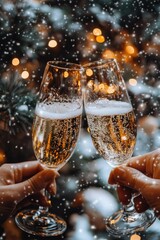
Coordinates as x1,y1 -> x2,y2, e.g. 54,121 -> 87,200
12,58 -> 20,66
64,71 -> 69,78
48,39 -> 58,48
121,135 -> 128,141
0,148 -> 6,165
93,28 -> 102,36
94,84 -> 99,93
129,78 -> 137,86
87,80 -> 94,89
96,35 -> 105,43
21,70 -> 29,79
125,45 -> 135,55
103,49 -> 115,59
99,83 -> 108,94
99,83 -> 105,91
130,234 -> 141,240
86,68 -> 93,77
107,85 -> 116,94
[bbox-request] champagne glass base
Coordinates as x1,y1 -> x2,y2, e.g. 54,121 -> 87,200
15,209 -> 67,237
105,209 -> 156,237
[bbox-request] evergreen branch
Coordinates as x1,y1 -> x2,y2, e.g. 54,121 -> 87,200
0,71 -> 37,135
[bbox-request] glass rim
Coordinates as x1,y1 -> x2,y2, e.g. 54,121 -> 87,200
83,58 -> 117,69
47,60 -> 82,71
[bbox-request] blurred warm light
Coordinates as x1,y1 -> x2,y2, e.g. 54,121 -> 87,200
107,85 -> 116,94
12,58 -> 20,66
87,127 -> 90,133
87,83 -> 117,94
129,78 -> 137,86
130,234 -> 141,240
94,84 -> 99,93
99,83 -> 105,91
122,54 -> 128,62
125,45 -> 135,55
96,35 -> 105,43
86,32 -> 95,41
64,71 -> 69,78
93,28 -> 102,36
78,80 -> 81,87
99,83 -> 108,94
87,80 -> 94,88
121,135 -> 127,141
103,49 -> 115,59
86,68 -> 93,77
0,148 -> 6,165
21,70 -> 29,79
48,39 -> 57,48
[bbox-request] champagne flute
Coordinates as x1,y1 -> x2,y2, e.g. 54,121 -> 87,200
83,59 -> 155,236
15,61 -> 83,236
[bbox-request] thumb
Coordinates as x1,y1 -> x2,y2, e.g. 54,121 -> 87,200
109,166 -> 150,193
12,169 -> 56,202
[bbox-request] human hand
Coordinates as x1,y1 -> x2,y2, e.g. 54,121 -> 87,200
108,148 -> 160,217
0,161 -> 59,224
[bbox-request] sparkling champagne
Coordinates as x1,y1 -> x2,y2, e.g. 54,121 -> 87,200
85,100 -> 136,166
32,102 -> 82,169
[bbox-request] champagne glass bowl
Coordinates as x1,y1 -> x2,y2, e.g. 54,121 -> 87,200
83,59 -> 155,237
15,61 -> 83,237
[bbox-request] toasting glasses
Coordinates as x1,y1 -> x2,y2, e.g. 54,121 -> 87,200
15,61 -> 83,236
83,59 -> 155,236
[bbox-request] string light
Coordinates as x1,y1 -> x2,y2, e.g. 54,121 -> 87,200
12,58 -> 20,66
48,39 -> 57,48
21,70 -> 29,79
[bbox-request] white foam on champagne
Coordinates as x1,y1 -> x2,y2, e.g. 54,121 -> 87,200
35,102 -> 82,119
85,100 -> 133,116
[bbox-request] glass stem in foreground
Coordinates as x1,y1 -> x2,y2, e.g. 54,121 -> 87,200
33,189 -> 51,220
122,200 -> 137,223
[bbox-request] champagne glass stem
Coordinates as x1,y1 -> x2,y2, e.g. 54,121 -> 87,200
31,190 -> 53,226
122,201 -> 136,222
34,189 -> 51,217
